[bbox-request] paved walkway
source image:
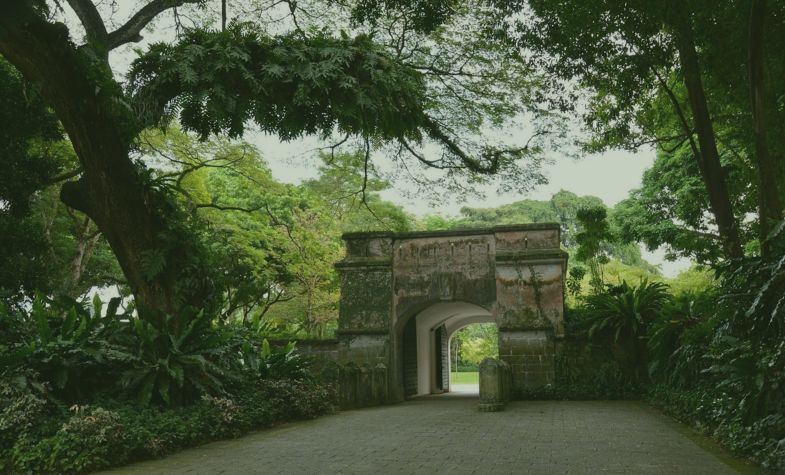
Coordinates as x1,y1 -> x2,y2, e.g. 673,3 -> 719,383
102,397 -> 759,474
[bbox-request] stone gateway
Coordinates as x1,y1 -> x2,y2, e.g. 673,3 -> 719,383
334,224 -> 568,402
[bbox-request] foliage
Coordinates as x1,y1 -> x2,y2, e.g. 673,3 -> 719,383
572,279 -> 668,384
303,151 -> 413,233
642,221 -> 785,470
580,280 -> 668,344
130,26 -> 427,143
0,294 -> 130,403
0,295 -> 325,409
647,291 -> 715,386
251,339 -> 314,382
119,311 -> 235,407
0,59 -> 122,306
451,323 -> 498,369
515,0 -> 785,258
0,378 -> 334,473
0,58 -> 62,216
575,206 -> 612,291
613,142 -> 757,265
649,385 -> 785,472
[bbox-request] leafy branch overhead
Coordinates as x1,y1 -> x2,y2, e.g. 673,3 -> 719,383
129,24 -> 527,175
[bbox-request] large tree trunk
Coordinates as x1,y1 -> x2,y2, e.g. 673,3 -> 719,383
0,11 -> 214,324
672,15 -> 745,259
749,0 -> 782,255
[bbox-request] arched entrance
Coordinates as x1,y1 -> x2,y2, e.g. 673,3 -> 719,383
334,224 -> 568,402
399,301 -> 493,396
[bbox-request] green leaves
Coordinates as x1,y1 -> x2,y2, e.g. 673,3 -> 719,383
129,26 -> 428,143
582,279 -> 669,344
0,294 -> 132,402
253,339 -> 312,382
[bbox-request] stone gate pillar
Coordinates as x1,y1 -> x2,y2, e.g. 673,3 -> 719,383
493,226 -> 567,395
335,232 -> 395,400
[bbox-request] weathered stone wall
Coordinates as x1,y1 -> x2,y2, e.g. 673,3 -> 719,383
437,325 -> 449,391
392,233 -> 497,322
499,330 -> 556,392
334,233 -> 396,395
550,337 -> 642,398
321,362 -> 390,409
493,227 -> 565,336
402,317 -> 417,397
269,339 -> 340,371
335,224 -> 568,401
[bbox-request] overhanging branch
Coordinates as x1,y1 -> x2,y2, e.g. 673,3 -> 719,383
66,0 -> 108,43
107,0 -> 202,50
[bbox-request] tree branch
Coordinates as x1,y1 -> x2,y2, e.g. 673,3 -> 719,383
193,203 -> 265,213
107,0 -> 202,50
46,168 -> 83,185
66,0 -> 108,44
652,68 -> 703,165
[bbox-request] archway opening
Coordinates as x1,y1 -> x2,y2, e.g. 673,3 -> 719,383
399,302 -> 495,397
448,322 -> 499,395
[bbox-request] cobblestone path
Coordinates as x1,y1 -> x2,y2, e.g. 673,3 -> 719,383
102,397 -> 759,474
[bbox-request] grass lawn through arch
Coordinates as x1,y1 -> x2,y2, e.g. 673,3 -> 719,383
450,371 -> 479,385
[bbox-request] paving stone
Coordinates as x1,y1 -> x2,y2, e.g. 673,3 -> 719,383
99,396 -> 759,475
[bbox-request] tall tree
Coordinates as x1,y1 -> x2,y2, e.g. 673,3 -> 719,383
0,57 -> 122,306
515,0 -> 785,259
0,1 -> 544,321
747,0 -> 782,252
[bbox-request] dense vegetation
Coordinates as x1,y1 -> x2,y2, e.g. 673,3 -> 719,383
1,0 -> 784,472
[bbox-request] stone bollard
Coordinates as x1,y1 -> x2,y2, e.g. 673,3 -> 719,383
479,357 -> 509,412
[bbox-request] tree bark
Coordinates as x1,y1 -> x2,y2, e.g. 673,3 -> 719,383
0,9 -> 214,324
749,0 -> 782,255
672,15 -> 745,259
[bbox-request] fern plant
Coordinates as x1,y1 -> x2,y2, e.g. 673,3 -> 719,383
581,279 -> 669,377
119,310 -> 233,407
0,294 -> 131,402
583,279 -> 669,342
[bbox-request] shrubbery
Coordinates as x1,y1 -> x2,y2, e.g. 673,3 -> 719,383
567,226 -> 785,471
0,296 -> 336,473
0,377 -> 334,473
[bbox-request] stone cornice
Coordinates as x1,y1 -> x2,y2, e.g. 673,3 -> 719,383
335,328 -> 389,336
334,259 -> 392,270
341,223 -> 561,241
494,250 -> 569,263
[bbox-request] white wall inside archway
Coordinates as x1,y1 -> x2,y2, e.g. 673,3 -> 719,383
413,302 -> 494,396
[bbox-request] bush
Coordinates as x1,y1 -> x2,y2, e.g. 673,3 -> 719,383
644,225 -> 785,472
1,377 -> 335,473
0,295 -> 338,472
0,294 -> 132,403
649,384 -> 785,472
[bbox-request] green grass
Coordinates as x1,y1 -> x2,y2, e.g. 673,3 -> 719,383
450,371 -> 479,385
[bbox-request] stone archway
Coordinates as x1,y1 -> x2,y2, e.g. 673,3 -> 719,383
400,301 -> 493,397
334,224 -> 568,402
